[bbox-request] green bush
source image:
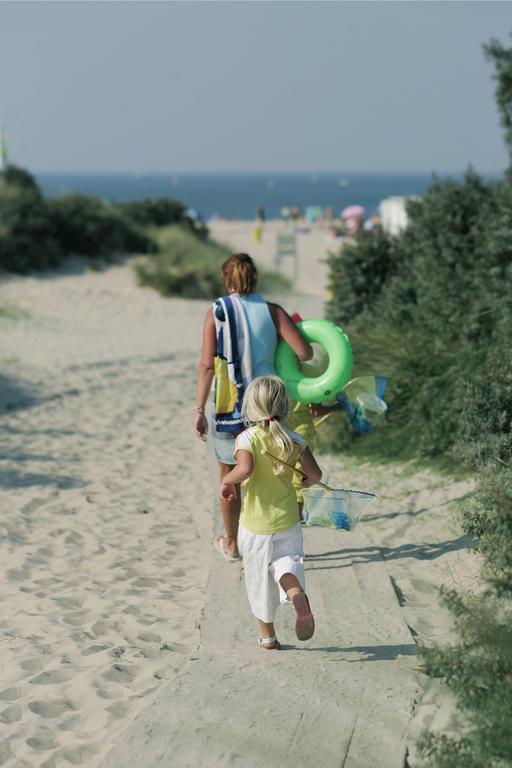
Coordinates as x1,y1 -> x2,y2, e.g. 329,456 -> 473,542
0,174 -> 63,272
453,342 -> 512,468
116,198 -> 186,227
416,37 -> 512,768
0,165 -> 159,273
115,198 -> 210,241
462,466 -> 512,596
48,194 -> 155,258
327,228 -> 397,326
419,467 -> 512,768
1,164 -> 41,195
385,174 -> 511,344
135,225 -> 291,300
324,171 -> 512,465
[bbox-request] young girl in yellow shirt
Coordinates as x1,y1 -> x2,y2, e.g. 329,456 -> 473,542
220,375 -> 322,650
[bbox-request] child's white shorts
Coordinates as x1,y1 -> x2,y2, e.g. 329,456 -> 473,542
238,523 -> 305,623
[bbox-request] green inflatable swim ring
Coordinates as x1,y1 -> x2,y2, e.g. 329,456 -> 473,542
275,319 -> 353,405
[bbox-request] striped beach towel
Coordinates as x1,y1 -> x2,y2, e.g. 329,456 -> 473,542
213,295 -> 252,433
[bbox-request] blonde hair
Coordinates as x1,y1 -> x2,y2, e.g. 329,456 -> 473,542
221,253 -> 258,296
242,376 -> 294,473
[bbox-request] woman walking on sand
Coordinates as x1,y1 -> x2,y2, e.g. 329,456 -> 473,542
194,253 -> 312,561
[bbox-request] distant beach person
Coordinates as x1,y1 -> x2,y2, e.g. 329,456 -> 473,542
194,253 -> 312,561
220,375 -> 322,649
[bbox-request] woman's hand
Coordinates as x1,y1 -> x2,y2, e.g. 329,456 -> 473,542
194,412 -> 208,441
220,482 -> 237,502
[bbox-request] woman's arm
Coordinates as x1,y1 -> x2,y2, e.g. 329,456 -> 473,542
268,303 -> 313,361
194,308 -> 216,440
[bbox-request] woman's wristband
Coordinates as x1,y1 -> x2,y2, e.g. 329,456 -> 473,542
195,406 -> 205,414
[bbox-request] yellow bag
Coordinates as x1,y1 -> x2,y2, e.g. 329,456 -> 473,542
214,356 -> 238,414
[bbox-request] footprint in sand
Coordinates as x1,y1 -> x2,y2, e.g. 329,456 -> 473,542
0,686 -> 22,701
106,700 -> 131,719
61,744 -> 99,765
0,703 -> 22,723
28,699 -> 75,718
58,715 -> 82,731
103,664 -> 138,685
52,596 -> 83,610
0,741 -> 13,765
62,612 -> 89,627
20,657 -> 48,673
81,643 -> 110,656
31,669 -> 74,685
26,731 -> 59,751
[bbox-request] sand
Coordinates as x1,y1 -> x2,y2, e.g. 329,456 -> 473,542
0,226 -> 476,767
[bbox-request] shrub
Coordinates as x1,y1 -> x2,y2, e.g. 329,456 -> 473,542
1,164 -> 41,196
48,195 -> 155,258
326,228 -> 397,326
419,467 -> 512,767
324,171 -> 512,464
0,175 -> 63,272
0,165 -> 157,272
453,341 -> 512,468
116,198 -> 186,227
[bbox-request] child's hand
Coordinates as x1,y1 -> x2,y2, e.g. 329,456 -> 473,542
301,475 -> 316,488
220,482 -> 237,502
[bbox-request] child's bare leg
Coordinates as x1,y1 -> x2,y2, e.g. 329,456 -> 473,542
280,572 -> 315,641
257,619 -> 279,649
279,572 -> 303,600
257,620 -> 275,639
218,462 -> 241,557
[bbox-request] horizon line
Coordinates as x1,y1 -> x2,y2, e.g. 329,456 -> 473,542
31,168 -> 504,177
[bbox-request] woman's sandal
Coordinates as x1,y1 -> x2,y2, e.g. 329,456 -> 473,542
258,635 -> 280,650
213,535 -> 242,562
292,592 -> 315,641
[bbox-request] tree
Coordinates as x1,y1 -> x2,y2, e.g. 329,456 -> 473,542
484,35 -> 512,172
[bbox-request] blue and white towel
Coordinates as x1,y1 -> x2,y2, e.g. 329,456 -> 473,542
213,295 -> 252,433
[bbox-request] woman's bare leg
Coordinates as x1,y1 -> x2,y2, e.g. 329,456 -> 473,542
217,462 -> 241,558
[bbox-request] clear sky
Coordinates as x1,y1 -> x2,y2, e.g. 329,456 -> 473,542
0,0 -> 510,174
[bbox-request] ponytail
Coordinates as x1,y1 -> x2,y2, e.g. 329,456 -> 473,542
266,419 -> 295,473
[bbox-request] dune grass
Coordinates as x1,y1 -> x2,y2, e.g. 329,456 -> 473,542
134,225 -> 291,299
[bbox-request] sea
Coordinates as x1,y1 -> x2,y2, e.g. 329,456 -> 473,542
36,172 -> 465,221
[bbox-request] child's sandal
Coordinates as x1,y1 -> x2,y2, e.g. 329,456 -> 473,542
292,592 -> 315,641
258,635 -> 280,650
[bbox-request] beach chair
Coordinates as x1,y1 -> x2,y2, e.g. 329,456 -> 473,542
275,232 -> 298,282
275,232 -> 297,267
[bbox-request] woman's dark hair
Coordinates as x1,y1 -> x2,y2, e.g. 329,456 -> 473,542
221,253 -> 258,295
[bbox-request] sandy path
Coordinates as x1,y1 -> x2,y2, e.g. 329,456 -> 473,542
101,523 -> 417,768
0,243 -> 475,767
0,264 -> 213,767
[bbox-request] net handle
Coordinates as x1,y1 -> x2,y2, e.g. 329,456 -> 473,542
261,450 -> 332,491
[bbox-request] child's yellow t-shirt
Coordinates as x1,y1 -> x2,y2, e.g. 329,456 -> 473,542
234,425 -> 306,534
